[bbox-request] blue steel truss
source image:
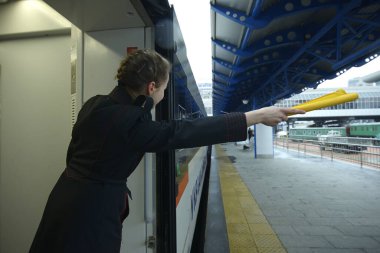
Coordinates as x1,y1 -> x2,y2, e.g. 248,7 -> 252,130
211,0 -> 380,115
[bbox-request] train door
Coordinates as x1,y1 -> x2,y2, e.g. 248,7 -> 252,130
0,1 -> 157,252
0,2 -> 72,252
0,34 -> 72,253
152,6 -> 210,253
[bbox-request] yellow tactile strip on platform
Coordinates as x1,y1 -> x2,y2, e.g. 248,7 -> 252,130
216,145 -> 287,253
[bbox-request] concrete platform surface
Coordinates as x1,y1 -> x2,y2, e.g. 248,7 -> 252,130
218,143 -> 380,253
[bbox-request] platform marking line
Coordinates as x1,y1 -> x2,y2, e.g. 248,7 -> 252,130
216,145 -> 287,253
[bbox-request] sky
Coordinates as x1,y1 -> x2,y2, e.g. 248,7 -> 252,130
168,0 -> 212,84
316,56 -> 380,88
168,0 -> 379,88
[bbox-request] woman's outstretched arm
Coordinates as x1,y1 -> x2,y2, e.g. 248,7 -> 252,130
245,107 -> 305,126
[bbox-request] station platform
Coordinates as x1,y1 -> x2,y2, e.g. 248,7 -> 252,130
204,143 -> 380,253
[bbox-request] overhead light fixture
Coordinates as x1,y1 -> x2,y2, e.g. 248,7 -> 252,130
242,99 -> 249,105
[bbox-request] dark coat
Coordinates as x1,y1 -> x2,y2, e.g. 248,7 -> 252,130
29,85 -> 247,253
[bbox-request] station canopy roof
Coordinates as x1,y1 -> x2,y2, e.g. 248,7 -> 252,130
211,0 -> 380,115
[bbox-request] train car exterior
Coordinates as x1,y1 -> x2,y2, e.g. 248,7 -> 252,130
288,123 -> 380,149
154,7 -> 210,253
289,123 -> 380,143
0,1 -> 209,253
289,127 -> 347,141
349,122 -> 380,138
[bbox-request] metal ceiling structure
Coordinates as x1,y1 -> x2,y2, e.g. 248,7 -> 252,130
211,0 -> 380,115
43,0 -> 151,31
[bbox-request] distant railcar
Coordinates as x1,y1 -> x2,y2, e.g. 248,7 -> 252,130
348,122 -> 380,138
288,123 -> 380,146
349,122 -> 380,146
288,127 -> 347,141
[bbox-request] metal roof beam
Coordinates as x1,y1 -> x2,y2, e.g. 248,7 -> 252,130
346,17 -> 380,28
258,1 -> 341,21
252,0 -> 263,18
213,70 -> 252,84
213,57 -> 245,72
333,39 -> 380,70
212,89 -> 227,97
213,81 -> 235,91
212,70 -> 232,83
211,3 -> 268,29
211,1 -> 343,30
255,0 -> 362,96
304,49 -> 334,64
212,38 -> 254,57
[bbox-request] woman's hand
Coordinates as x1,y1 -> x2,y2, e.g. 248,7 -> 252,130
245,107 -> 305,127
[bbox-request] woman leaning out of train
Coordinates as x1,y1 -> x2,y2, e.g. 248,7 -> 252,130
29,49 -> 305,253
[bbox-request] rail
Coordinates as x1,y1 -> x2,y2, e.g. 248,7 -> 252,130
274,136 -> 380,169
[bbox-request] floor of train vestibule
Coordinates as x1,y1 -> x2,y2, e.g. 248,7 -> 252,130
204,143 -> 380,253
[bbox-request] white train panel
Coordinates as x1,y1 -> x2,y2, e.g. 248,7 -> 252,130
176,147 -> 207,253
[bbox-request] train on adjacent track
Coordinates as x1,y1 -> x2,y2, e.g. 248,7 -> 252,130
288,122 -> 380,149
289,122 -> 380,140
